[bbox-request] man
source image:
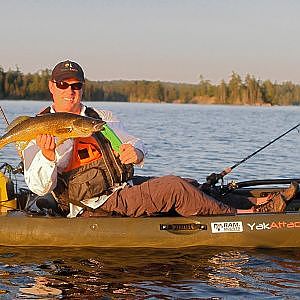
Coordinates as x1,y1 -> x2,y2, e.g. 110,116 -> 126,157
23,60 -> 298,218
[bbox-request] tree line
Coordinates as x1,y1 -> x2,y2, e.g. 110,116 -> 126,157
1,66 -> 300,105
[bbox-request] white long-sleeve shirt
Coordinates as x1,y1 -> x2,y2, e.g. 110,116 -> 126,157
23,105 -> 147,215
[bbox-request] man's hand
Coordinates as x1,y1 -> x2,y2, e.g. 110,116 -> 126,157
36,134 -> 56,161
119,144 -> 144,165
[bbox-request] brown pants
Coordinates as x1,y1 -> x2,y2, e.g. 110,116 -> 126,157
98,175 -> 236,217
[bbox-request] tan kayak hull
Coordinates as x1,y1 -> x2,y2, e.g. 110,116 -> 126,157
0,212 -> 299,248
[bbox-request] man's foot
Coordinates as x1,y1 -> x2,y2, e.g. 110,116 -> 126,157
281,181 -> 299,202
253,193 -> 286,213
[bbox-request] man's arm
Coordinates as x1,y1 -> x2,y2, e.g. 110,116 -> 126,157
95,109 -> 147,165
36,134 -> 56,161
119,143 -> 144,164
23,135 -> 73,195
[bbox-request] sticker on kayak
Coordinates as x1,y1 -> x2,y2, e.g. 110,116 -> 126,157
211,221 -> 243,233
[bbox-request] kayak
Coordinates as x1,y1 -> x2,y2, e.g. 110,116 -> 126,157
0,210 -> 299,248
0,182 -> 299,248
0,168 -> 299,248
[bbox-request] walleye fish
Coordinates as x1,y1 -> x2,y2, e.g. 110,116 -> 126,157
0,112 -> 105,151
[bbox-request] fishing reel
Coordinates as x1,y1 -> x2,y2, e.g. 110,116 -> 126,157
218,180 -> 239,196
201,167 -> 237,197
201,172 -> 226,196
205,172 -> 224,186
202,167 -> 231,188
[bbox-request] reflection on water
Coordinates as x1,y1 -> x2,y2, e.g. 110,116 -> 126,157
19,277 -> 62,298
0,247 -> 298,299
206,250 -> 250,288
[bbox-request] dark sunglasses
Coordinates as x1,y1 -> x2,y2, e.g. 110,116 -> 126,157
53,81 -> 83,90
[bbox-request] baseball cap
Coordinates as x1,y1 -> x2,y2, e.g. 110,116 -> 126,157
51,60 -> 85,82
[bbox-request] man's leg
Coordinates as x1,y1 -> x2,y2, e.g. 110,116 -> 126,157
100,175 -> 236,217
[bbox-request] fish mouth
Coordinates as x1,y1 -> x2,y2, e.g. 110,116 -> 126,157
93,121 -> 105,131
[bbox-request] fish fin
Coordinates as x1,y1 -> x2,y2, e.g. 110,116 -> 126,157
56,138 -> 67,147
15,141 -> 29,152
55,127 -> 73,134
6,116 -> 31,132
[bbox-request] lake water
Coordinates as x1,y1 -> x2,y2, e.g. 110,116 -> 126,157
0,100 -> 299,299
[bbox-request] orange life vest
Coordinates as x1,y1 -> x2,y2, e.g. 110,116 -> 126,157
64,136 -> 102,172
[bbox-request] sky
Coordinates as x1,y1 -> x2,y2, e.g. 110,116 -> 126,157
1,0 -> 300,84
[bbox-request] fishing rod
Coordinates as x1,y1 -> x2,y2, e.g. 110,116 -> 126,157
204,121 -> 300,187
0,107 -> 9,126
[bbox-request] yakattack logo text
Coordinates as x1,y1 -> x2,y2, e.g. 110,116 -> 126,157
211,221 -> 243,233
247,221 -> 300,231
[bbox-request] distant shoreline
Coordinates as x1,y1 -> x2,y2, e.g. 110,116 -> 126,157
0,67 -> 299,105
0,98 -> 297,107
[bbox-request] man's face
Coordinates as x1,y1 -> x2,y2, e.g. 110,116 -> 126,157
49,78 -> 83,113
